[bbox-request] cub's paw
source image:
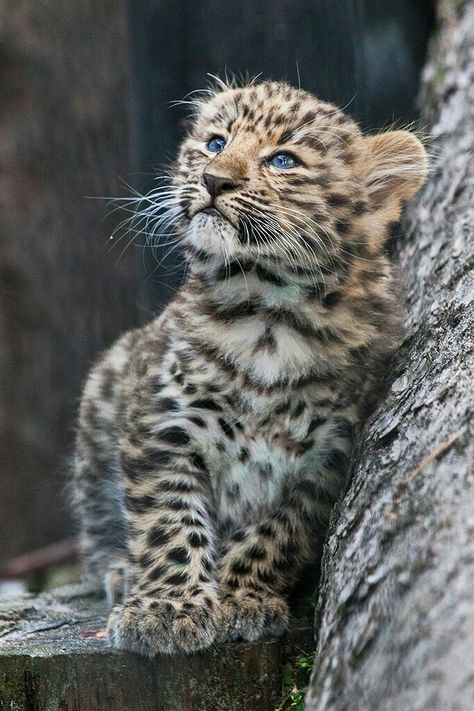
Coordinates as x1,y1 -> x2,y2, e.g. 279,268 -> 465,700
218,588 -> 289,643
107,588 -> 219,657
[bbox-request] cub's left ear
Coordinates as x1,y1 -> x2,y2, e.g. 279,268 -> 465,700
363,130 -> 428,209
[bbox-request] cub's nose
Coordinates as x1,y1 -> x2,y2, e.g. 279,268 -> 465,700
202,173 -> 239,199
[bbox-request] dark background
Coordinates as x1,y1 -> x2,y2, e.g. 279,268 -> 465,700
0,0 -> 433,566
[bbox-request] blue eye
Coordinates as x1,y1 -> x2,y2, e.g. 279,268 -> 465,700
207,136 -> 226,153
270,152 -> 298,169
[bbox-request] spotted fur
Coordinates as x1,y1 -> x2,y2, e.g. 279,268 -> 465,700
72,79 -> 427,656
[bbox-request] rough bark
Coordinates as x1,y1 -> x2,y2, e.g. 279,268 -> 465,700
0,586 -> 312,711
306,2 -> 474,710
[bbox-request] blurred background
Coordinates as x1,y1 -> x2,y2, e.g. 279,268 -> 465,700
0,0 -> 434,586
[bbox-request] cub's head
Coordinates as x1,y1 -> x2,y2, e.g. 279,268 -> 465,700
159,79 -> 427,271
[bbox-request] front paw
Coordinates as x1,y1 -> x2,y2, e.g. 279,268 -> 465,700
218,587 -> 289,643
107,588 -> 219,657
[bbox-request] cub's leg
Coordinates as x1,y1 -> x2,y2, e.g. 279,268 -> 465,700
218,427 -> 353,642
107,421 -> 220,657
72,347 -> 131,595
73,429 -> 132,604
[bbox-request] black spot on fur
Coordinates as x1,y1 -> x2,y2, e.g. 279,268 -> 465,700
127,493 -> 156,514
202,595 -> 214,609
130,449 -> 170,481
327,193 -> 350,208
246,581 -> 265,593
218,418 -> 235,439
202,557 -> 214,573
147,527 -> 171,547
256,264 -> 287,286
214,300 -> 260,321
257,522 -> 274,537
256,327 -> 276,352
167,498 -> 190,511
156,397 -> 180,413
293,400 -> 306,417
188,415 -> 207,428
191,453 -> 208,472
353,200 -> 368,215
147,564 -> 168,581
188,532 -> 209,548
159,426 -> 191,446
215,260 -> 253,280
239,447 -> 249,462
246,544 -> 266,560
157,479 -> 197,494
165,571 -> 189,586
274,401 -> 289,415
190,398 -> 222,411
168,547 -> 190,565
139,552 -> 154,568
323,292 -> 342,308
307,417 -> 325,435
231,560 -> 252,575
191,248 -> 212,263
335,219 -> 350,234
231,529 -> 247,542
279,128 -> 293,143
181,515 -> 204,527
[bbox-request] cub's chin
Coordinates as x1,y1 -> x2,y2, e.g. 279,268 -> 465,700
185,209 -> 241,257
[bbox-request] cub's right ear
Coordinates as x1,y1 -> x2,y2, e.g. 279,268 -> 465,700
363,130 -> 428,212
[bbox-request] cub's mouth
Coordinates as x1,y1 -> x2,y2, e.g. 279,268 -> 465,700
198,206 -> 222,217
193,205 -> 235,226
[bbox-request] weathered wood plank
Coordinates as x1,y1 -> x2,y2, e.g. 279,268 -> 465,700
0,587 -> 313,711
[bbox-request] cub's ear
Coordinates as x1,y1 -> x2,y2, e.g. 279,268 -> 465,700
363,130 -> 428,209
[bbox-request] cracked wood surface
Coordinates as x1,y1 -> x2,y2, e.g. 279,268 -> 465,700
306,3 -> 474,710
0,585 -> 313,711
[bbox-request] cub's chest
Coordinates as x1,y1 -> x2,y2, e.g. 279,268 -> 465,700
203,409 -> 317,528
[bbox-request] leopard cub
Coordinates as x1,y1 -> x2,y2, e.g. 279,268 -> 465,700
72,79 -> 427,657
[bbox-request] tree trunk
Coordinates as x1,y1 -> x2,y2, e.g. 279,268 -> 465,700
306,2 -> 474,710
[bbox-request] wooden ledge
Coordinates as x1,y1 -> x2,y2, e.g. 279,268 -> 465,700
0,585 -> 313,711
